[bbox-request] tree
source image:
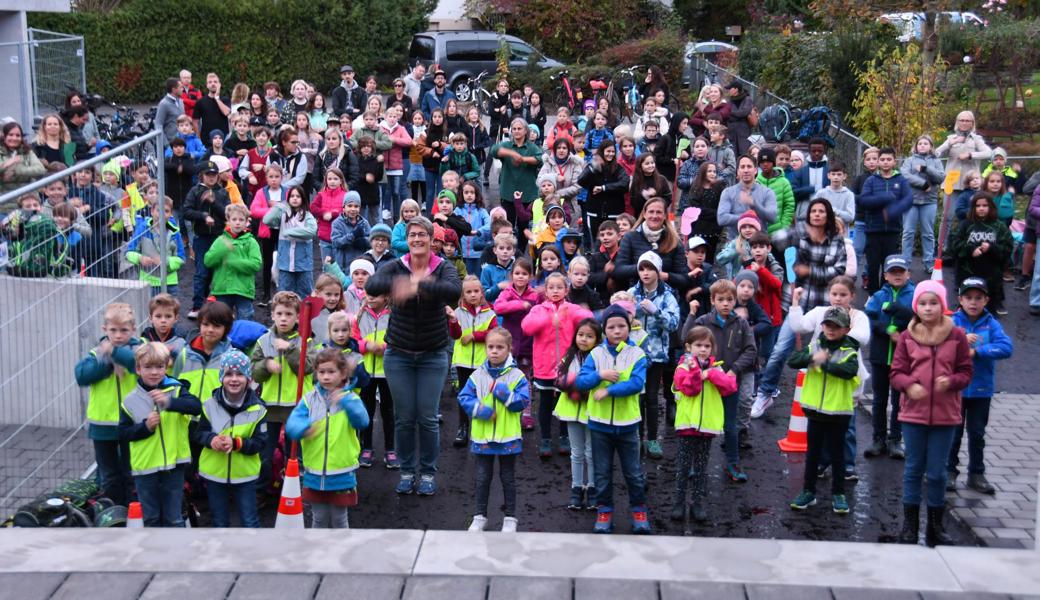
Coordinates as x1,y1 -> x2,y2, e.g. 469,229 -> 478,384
969,15 -> 1040,124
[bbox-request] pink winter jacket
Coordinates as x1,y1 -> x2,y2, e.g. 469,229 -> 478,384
310,187 -> 346,242
521,300 -> 593,380
493,284 -> 541,360
380,122 -> 413,172
890,316 -> 974,427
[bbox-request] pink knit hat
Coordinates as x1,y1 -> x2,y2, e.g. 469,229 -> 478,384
737,210 -> 761,232
912,280 -> 948,313
489,206 -> 508,222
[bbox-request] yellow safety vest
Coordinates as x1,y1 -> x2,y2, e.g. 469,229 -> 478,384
467,362 -> 527,445
452,305 -> 496,369
257,331 -> 313,407
85,347 -> 138,428
198,395 -> 267,484
121,382 -> 192,476
299,389 -> 362,486
586,342 -> 644,427
673,365 -> 725,435
554,354 -> 589,423
357,308 -> 390,378
800,339 -> 859,416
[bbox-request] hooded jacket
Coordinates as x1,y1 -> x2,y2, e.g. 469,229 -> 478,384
310,187 -> 345,242
952,309 -> 1012,398
613,225 -> 691,293
380,120 -> 413,172
330,213 -> 371,268
125,217 -> 185,287
863,280 -> 916,365
182,182 -> 231,238
521,299 -> 594,380
683,308 -> 757,376
900,152 -> 946,205
858,170 -> 913,233
203,229 -> 262,299
756,168 -> 795,233
364,253 -> 462,353
263,203 -> 317,273
493,282 -> 541,359
890,316 -> 974,426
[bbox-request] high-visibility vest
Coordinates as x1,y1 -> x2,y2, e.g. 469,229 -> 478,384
173,341 -> 229,406
257,331 -> 313,407
198,396 -> 267,484
357,308 -> 390,378
800,339 -> 859,416
553,354 -> 588,424
85,346 -> 138,428
121,383 -> 192,476
299,389 -> 361,488
586,342 -> 644,427
468,363 -> 527,445
452,305 -> 496,369
673,367 -> 725,435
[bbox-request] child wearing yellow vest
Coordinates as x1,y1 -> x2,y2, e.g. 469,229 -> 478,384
353,293 -> 395,469
190,350 -> 267,528
554,318 -> 602,511
787,306 -> 861,515
119,342 -> 201,526
576,304 -> 650,534
286,348 -> 370,528
671,326 -> 737,524
448,276 -> 497,448
457,328 -> 531,532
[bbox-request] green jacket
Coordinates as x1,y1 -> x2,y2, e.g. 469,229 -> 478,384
203,230 -> 262,298
489,139 -> 543,203
757,168 -> 795,234
0,147 -> 47,209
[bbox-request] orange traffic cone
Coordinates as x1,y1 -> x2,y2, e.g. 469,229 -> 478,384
275,458 -> 305,529
126,501 -> 144,528
931,259 -> 955,315
777,369 -> 808,453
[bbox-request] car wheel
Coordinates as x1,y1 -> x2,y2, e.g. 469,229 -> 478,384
453,79 -> 472,103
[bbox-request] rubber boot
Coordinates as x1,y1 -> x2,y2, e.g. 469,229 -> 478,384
898,503 -> 920,544
926,506 -> 953,547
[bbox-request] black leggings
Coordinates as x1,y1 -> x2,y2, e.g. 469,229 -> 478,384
537,383 -> 564,442
804,416 -> 851,496
457,367 -> 474,430
641,362 -> 666,441
259,234 -> 278,300
474,454 -> 517,517
674,436 -> 712,504
360,378 -> 395,451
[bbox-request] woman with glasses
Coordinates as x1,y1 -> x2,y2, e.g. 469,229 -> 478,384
389,78 -> 415,122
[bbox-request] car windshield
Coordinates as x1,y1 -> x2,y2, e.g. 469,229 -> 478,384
409,36 -> 434,61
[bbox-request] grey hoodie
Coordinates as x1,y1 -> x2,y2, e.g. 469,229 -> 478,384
900,153 -> 946,205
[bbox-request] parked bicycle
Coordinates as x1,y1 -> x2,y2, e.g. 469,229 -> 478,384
551,69 -> 583,111
614,65 -> 643,124
456,70 -> 493,114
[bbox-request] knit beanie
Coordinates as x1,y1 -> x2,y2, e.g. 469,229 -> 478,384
737,210 -> 761,232
600,303 -> 632,327
343,191 -> 361,206
437,189 -> 457,206
369,223 -> 392,241
219,350 -> 251,381
912,280 -> 949,314
442,227 -> 459,245
734,269 -> 759,293
349,258 -> 375,276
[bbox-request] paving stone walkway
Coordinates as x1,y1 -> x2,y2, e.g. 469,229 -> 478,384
0,424 -> 92,517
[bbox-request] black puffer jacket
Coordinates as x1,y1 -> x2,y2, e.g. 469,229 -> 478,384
365,255 -> 462,352
614,224 -> 691,293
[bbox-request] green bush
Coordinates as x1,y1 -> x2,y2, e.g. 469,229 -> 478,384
590,28 -> 687,88
29,0 -> 432,103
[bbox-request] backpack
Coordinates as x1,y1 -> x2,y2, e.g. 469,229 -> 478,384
758,104 -> 792,143
7,212 -> 71,278
795,106 -> 839,147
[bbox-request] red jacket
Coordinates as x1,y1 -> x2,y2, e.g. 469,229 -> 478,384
521,300 -> 593,380
310,188 -> 346,242
890,317 -> 973,427
754,262 -> 784,326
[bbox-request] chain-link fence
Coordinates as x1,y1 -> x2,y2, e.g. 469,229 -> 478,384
27,28 -> 88,118
0,130 -> 166,519
689,56 -> 870,177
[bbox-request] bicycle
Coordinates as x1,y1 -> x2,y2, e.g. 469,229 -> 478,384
614,65 -> 643,124
458,70 -> 493,115
551,69 -> 583,111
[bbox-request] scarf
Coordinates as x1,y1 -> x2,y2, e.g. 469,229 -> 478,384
643,225 -> 663,245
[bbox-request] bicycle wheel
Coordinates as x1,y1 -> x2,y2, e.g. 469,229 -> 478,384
552,89 -> 572,111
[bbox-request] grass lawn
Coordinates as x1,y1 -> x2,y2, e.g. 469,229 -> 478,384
971,72 -> 1040,112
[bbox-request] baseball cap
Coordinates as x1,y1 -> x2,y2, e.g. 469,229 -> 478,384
884,255 -> 909,272
210,155 -> 232,174
340,64 -> 355,74
687,235 -> 708,251
637,250 -> 663,272
822,306 -> 850,328
200,160 -> 219,175
958,277 -> 989,296
758,147 -> 776,164
433,69 -> 446,78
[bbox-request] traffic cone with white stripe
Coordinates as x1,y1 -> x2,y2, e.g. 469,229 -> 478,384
275,458 -> 305,528
126,501 -> 144,528
777,369 -> 808,453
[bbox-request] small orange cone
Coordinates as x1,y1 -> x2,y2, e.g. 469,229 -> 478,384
126,501 -> 144,528
275,458 -> 305,529
932,259 -> 955,315
777,369 -> 808,453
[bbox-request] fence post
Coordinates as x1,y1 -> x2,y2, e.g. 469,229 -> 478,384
157,133 -> 168,294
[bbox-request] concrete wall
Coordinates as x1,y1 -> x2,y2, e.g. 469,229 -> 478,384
0,275 -> 150,429
0,11 -> 31,126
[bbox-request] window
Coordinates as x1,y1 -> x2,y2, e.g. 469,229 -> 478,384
509,41 -> 534,62
409,36 -> 435,61
446,40 -> 495,62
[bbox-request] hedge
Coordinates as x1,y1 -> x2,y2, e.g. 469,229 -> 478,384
29,0 -> 432,104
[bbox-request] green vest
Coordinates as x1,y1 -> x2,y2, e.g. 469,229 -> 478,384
452,305 -> 496,369
299,389 -> 361,480
357,309 -> 390,378
673,366 -> 725,435
800,339 -> 859,416
198,396 -> 267,484
468,362 -> 527,444
121,383 -> 192,476
173,344 -> 227,407
553,355 -> 588,423
258,331 -> 313,407
586,343 -> 644,427
629,328 -> 648,349
85,347 -> 138,428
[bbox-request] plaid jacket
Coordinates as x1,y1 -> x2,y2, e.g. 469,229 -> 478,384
794,223 -> 847,311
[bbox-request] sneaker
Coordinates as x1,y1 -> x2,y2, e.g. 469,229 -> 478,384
771,388 -> 781,400
862,274 -> 870,290
468,515 -> 488,532
256,300 -> 269,309
593,509 -> 613,533
844,469 -> 859,482
187,309 -> 199,320
690,500 -> 708,522
645,439 -> 664,459
631,506 -> 652,534
967,473 -> 996,495
832,494 -> 850,514
359,449 -> 374,468
1014,275 -> 1030,291
995,305 -> 1008,316
863,439 -> 887,458
381,209 -> 393,223
501,516 -> 519,532
817,464 -> 830,478
385,451 -> 400,470
416,474 -> 436,496
946,470 -> 958,492
453,426 -> 468,448
568,486 -> 584,510
538,439 -> 553,459
750,393 -> 774,419
724,463 -> 748,483
584,487 -> 597,511
790,490 -> 817,510
558,436 -> 571,456
887,440 -> 905,460
1003,272 -> 1015,282
395,474 -> 415,495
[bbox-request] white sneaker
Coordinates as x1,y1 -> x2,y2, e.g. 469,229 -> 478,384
750,394 -> 773,419
468,515 -> 488,532
381,209 -> 392,223
501,516 -> 518,532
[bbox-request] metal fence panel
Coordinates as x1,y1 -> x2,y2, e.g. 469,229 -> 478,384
27,28 -> 87,118
0,131 -> 165,518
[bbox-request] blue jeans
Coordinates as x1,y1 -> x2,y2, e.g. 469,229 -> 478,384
192,236 -> 216,310
279,270 -> 313,301
566,421 -> 594,488
722,393 -> 740,464
948,397 -> 991,475
215,294 -> 254,320
902,423 -> 957,507
902,203 -> 937,267
206,479 -> 260,528
383,174 -> 404,221
93,439 -> 131,506
754,324 -> 779,390
135,465 -> 186,527
384,347 -> 449,477
852,221 -> 867,276
423,170 -> 442,214
758,319 -> 796,397
150,285 -> 179,297
319,240 -> 334,263
590,427 -> 646,510
1030,251 -> 1040,307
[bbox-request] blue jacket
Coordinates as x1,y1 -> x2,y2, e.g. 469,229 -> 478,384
456,356 -> 531,455
629,282 -> 680,363
480,257 -> 514,302
583,127 -> 615,159
330,214 -> 371,270
164,133 -> 206,161
285,386 -> 369,491
859,170 -> 913,233
952,310 -> 1012,398
420,88 -> 456,118
785,165 -> 813,205
863,281 -> 916,365
454,203 -> 490,259
954,188 -> 976,222
576,340 -> 648,434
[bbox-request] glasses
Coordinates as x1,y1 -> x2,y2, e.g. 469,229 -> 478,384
407,231 -> 430,239
394,83 -> 404,88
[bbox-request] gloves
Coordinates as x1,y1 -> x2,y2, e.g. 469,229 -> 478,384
472,403 -> 494,420
639,298 -> 657,314
493,382 -> 512,402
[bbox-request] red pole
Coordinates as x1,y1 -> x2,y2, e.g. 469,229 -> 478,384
289,301 -> 314,460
